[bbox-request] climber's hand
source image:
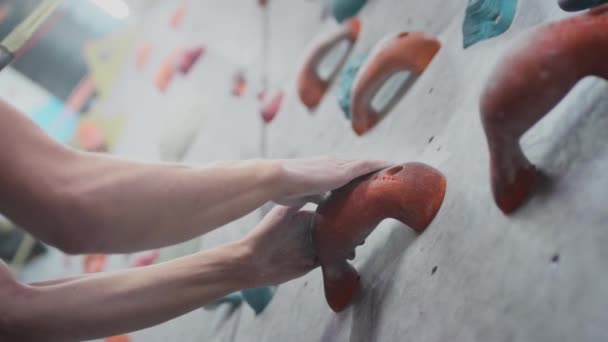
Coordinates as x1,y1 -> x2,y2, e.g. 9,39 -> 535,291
241,205 -> 318,287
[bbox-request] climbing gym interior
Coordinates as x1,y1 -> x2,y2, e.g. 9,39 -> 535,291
0,0 -> 607,341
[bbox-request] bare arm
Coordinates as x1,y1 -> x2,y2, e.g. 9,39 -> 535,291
0,242 -> 252,341
0,99 -> 389,253
0,205 -> 316,341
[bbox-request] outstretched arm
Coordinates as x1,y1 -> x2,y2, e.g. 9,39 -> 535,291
0,99 -> 389,253
0,245 -> 249,342
0,205 -> 316,342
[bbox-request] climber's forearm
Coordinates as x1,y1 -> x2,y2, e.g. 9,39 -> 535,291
2,242 -> 253,342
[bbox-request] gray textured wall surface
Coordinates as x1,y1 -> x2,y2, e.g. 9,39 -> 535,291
29,0 -> 608,341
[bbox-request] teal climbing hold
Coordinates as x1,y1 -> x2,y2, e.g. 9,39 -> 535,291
331,0 -> 367,23
241,287 -> 275,315
337,53 -> 368,119
216,292 -> 243,305
462,0 -> 518,48
204,292 -> 243,310
206,287 -> 275,315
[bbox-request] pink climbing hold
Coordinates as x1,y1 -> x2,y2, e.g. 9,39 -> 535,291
132,249 -> 161,267
178,46 -> 206,75
260,90 -> 284,123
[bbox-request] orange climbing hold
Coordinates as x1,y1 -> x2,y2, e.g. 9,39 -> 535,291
296,18 -> 361,110
135,42 -> 152,70
313,162 -> 446,312
155,53 -> 177,92
170,3 -> 188,29
350,32 -> 440,135
83,254 -> 107,273
232,71 -> 247,97
105,334 -> 131,342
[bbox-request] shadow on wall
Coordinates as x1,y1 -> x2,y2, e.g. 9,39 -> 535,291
524,79 -> 608,210
349,223 -> 417,342
319,223 -> 417,342
539,80 -> 608,177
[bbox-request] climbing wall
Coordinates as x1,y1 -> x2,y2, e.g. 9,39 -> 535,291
38,0 -> 608,340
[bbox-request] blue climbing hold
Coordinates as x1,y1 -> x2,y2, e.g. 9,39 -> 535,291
331,0 -> 367,23
462,0 -> 518,48
337,53 -> 368,119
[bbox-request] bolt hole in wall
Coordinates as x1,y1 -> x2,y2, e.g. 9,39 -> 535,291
428,136 -> 434,144
431,265 -> 438,275
316,39 -> 351,81
551,253 -> 560,264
